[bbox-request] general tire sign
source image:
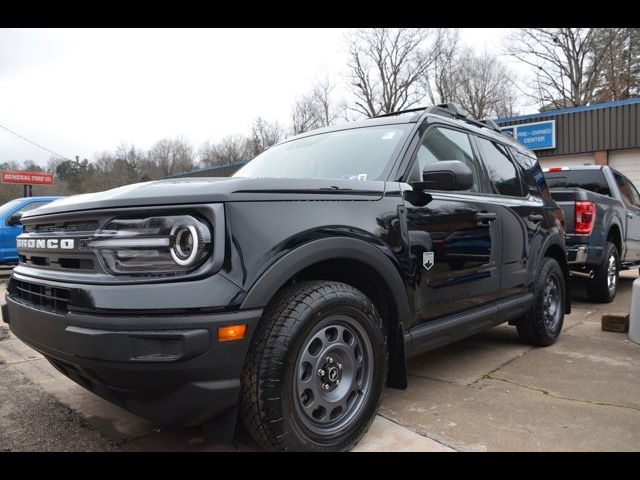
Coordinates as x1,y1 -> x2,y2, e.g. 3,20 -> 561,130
1,170 -> 54,185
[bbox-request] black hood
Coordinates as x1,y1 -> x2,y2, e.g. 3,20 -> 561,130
25,177 -> 387,218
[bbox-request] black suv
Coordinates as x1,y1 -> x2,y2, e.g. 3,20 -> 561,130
1,104 -> 570,451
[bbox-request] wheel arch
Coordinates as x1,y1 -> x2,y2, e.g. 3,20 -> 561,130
240,237 -> 411,389
606,222 -> 623,258
542,238 -> 571,314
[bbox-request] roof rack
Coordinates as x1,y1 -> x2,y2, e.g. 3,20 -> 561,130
374,107 -> 427,118
374,103 -> 509,136
479,118 -> 502,133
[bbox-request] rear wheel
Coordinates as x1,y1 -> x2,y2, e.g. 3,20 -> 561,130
585,241 -> 619,303
516,257 -> 566,346
240,280 -> 387,451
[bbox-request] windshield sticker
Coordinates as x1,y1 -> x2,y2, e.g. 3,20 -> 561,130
342,174 -> 368,181
381,131 -> 396,140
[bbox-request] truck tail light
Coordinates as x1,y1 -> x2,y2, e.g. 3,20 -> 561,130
575,201 -> 596,234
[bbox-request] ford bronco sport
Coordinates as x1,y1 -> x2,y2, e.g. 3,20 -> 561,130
1,104 -> 570,451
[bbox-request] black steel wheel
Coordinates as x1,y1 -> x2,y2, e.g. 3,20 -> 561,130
516,257 -> 566,346
240,281 -> 387,451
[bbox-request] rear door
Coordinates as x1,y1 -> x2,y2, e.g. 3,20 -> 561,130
402,124 -> 503,326
473,136 -> 540,295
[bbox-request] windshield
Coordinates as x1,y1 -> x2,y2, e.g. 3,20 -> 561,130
0,199 -> 23,218
234,125 -> 411,181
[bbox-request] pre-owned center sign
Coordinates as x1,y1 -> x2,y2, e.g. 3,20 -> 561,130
1,170 -> 54,185
500,120 -> 556,150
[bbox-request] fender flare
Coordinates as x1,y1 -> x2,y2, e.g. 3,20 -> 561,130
540,231 -> 572,314
240,236 -> 411,325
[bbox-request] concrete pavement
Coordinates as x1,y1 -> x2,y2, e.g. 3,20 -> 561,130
1,272 -> 639,451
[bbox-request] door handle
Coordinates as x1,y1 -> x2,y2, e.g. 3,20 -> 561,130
528,214 -> 544,223
475,212 -> 497,226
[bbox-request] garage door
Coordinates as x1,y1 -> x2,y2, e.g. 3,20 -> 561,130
537,153 -> 595,170
610,148 -> 640,189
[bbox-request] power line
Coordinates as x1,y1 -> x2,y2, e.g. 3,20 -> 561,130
0,122 -> 73,162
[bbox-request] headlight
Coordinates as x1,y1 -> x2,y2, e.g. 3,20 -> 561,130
89,215 -> 212,275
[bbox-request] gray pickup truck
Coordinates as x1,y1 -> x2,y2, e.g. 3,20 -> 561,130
544,165 -> 640,302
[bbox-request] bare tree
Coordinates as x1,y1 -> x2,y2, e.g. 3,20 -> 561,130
291,93 -> 320,135
454,49 -> 518,119
423,29 -> 461,105
147,137 -> 195,177
594,28 -> 640,102
505,28 -> 613,109
247,117 -> 285,157
346,28 -> 439,117
291,76 -> 344,135
199,135 -> 249,166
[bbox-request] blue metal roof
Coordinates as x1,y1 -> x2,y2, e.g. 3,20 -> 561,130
495,97 -> 640,124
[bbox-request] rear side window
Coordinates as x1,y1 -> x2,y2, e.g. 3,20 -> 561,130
510,147 -> 550,199
476,137 -> 524,197
543,170 -> 611,197
613,171 -> 640,207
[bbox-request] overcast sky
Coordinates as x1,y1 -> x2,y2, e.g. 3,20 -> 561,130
0,28 -> 529,167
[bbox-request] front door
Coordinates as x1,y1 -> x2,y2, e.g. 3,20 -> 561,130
402,125 -> 503,327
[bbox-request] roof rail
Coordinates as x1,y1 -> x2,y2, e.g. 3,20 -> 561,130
425,103 -> 468,119
479,118 -> 502,133
374,107 -> 427,118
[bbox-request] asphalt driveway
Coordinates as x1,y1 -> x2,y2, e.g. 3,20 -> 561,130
1,270 -> 639,451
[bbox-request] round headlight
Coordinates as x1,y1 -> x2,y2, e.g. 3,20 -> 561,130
170,224 -> 199,266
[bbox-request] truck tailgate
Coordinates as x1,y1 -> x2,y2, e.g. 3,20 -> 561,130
549,189 -> 575,234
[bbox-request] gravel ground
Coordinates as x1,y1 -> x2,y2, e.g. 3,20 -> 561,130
0,361 -> 120,452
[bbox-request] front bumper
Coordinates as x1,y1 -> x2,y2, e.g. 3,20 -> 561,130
2,285 -> 261,428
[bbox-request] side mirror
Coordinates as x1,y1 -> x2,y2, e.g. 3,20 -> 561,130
413,160 -> 473,191
6,213 -> 23,226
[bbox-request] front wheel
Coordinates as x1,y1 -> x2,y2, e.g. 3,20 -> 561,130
240,281 -> 387,451
516,257 -> 566,346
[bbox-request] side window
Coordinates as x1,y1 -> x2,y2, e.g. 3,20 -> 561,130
411,127 -> 480,192
15,202 -> 48,215
510,147 -> 551,199
477,138 -> 524,197
614,172 -> 640,207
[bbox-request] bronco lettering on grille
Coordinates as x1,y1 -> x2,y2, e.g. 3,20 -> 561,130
17,238 -> 75,249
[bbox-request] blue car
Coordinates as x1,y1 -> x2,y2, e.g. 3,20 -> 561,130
0,196 -> 62,264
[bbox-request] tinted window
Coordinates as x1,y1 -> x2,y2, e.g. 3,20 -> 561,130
477,138 -> 523,197
510,147 -> 550,199
613,172 -> 640,207
410,127 -> 480,192
234,125 -> 411,181
543,170 -> 611,197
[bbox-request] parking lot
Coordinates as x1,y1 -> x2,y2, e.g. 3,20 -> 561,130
1,270 -> 639,452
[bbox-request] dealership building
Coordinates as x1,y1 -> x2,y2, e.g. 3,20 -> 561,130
495,97 -> 640,185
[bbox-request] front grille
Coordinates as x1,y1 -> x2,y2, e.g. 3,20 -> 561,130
8,278 -> 70,314
19,217 -> 102,274
23,220 -> 99,234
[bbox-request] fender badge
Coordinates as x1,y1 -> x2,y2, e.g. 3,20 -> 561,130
423,251 -> 434,270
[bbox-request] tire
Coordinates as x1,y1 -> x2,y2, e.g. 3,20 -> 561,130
585,242 -> 619,303
240,280 -> 387,451
516,257 -> 566,346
